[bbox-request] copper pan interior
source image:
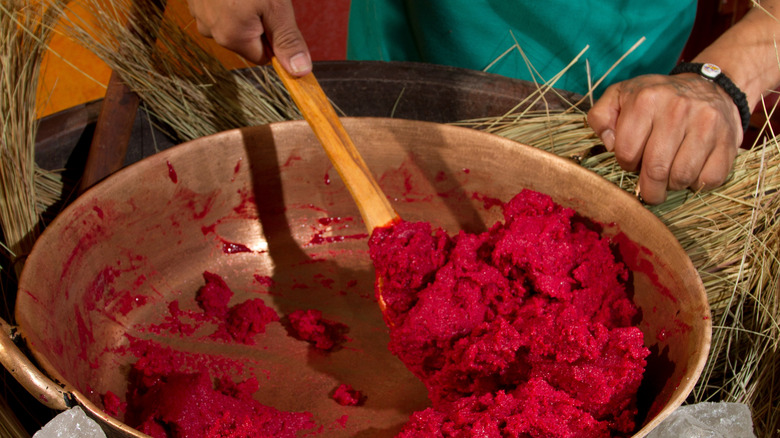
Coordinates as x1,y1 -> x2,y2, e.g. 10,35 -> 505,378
16,118 -> 710,437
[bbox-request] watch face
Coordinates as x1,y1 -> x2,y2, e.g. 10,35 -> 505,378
701,63 -> 721,79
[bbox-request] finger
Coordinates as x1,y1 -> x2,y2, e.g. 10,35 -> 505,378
187,0 -> 213,38
204,8 -> 268,64
587,85 -> 621,151
636,118 -> 685,204
695,142 -> 738,191
612,90 -> 653,172
195,20 -> 213,38
670,99 -> 740,192
666,135 -> 708,192
657,101 -> 702,192
692,100 -> 742,191
262,0 -> 311,75
212,30 -> 267,64
665,108 -> 721,192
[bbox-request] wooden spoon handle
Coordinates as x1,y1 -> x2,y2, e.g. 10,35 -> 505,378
272,58 -> 399,232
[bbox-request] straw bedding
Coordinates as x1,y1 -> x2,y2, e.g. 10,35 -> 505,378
1,0 -> 778,436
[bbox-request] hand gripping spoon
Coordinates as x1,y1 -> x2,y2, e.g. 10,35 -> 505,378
271,58 -> 399,313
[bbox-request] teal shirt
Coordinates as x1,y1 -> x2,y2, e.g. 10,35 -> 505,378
347,1 -> 697,95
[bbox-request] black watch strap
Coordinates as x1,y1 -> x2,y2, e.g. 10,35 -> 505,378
670,62 -> 751,132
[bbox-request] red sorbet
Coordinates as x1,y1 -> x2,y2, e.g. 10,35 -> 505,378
102,390 -> 125,417
332,384 -> 366,407
196,271 -> 233,318
125,369 -> 315,438
368,189 -> 649,438
195,272 -> 280,344
116,272 -> 299,437
287,309 -> 348,351
223,298 -> 280,344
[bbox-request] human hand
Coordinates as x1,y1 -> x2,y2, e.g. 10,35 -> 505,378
187,0 -> 312,76
587,74 -> 743,204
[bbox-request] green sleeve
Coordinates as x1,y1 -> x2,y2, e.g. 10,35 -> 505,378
347,0 -> 697,96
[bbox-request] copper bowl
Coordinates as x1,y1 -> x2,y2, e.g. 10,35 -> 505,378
8,118 -> 710,437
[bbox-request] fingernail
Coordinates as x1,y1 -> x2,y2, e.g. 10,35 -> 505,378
602,129 -> 615,152
289,52 -> 311,74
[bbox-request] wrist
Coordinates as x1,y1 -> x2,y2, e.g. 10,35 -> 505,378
670,62 -> 751,132
689,8 -> 780,113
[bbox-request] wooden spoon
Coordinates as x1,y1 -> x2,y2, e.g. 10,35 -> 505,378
271,58 -> 399,312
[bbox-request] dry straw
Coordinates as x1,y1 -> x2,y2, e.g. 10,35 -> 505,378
2,0 -> 778,436
48,0 -> 300,144
0,1 -> 66,436
0,0 -> 65,278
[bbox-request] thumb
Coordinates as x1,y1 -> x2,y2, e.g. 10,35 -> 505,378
263,2 -> 312,76
587,85 -> 621,152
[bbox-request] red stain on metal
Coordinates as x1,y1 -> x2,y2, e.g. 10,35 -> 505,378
308,231 -> 368,246
221,241 -> 253,254
231,158 -> 242,182
471,192 -> 504,210
74,306 -> 95,363
308,215 -> 368,246
612,232 -> 678,304
254,274 -> 275,287
233,187 -> 257,218
282,154 -> 302,168
166,160 -> 177,183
